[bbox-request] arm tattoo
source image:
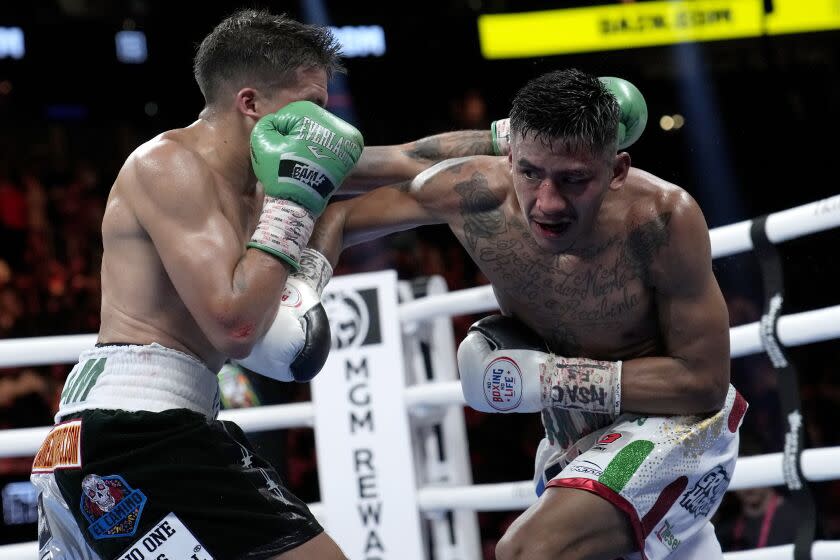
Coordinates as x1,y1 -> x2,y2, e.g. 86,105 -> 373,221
403,131 -> 494,162
623,212 -> 672,284
404,138 -> 443,161
454,172 -> 506,251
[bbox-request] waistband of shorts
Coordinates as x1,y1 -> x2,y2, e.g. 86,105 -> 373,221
56,342 -> 220,423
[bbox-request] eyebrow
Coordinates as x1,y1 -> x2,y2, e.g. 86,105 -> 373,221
517,159 -> 590,176
562,169 -> 590,177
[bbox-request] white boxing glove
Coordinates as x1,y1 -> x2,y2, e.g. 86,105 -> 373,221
457,315 -> 622,415
236,249 -> 333,382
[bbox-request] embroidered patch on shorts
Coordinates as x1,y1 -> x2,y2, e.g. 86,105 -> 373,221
32,420 -> 82,473
80,474 -> 147,540
679,464 -> 729,518
120,512 -> 214,560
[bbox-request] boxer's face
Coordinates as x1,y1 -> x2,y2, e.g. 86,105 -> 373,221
237,66 -> 329,122
261,65 -> 329,116
510,133 -> 627,253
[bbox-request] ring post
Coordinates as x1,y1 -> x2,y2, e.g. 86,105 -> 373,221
312,270 -> 424,559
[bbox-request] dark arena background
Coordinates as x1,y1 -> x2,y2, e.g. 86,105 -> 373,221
0,0 -> 839,558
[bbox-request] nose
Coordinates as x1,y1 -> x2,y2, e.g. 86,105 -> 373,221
535,180 -> 569,216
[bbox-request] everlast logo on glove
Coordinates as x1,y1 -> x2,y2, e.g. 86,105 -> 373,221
295,117 -> 362,167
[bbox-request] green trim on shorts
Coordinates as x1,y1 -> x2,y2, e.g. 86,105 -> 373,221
598,440 -> 654,493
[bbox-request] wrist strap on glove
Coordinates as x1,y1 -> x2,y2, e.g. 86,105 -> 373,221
491,118 -> 511,156
541,357 -> 622,416
248,196 -> 316,269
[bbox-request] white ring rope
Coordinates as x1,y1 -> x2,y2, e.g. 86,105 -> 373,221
413,446 -> 840,513
2,302 -> 837,459
0,195 -> 838,559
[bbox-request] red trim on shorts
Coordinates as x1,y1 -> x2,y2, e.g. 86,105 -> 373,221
728,390 -> 748,433
546,477 -> 647,560
640,476 -> 688,536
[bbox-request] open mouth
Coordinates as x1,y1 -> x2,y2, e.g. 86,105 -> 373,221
533,220 -> 572,237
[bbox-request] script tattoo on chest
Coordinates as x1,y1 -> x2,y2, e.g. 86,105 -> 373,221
456,178 -> 672,355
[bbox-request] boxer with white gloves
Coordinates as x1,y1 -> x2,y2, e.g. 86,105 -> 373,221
307,68 -> 747,560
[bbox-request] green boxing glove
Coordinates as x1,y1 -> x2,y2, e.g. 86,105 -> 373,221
490,76 -> 648,155
598,76 -> 648,150
248,101 -> 364,269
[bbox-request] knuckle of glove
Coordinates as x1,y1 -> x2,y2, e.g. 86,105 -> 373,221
290,303 -> 331,382
468,314 -> 545,352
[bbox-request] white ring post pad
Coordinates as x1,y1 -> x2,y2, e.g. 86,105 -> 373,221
311,271 -> 424,560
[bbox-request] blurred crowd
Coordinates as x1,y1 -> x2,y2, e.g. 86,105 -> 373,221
1,98 -> 840,553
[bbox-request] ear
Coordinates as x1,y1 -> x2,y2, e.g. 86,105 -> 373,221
609,152 -> 631,191
508,151 -> 513,173
234,88 -> 259,119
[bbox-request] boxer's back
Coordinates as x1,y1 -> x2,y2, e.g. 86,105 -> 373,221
99,124 -> 261,372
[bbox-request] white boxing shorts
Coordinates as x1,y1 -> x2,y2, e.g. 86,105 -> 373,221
534,384 -> 748,560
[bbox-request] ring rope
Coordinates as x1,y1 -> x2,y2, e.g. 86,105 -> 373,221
1,303 -> 838,458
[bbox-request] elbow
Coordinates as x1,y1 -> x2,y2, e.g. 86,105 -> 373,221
694,371 -> 730,414
208,311 -> 263,359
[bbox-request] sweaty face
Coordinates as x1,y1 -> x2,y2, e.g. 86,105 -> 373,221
259,66 -> 329,117
510,133 -> 615,253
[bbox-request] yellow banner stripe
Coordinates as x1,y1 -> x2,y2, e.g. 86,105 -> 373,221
766,0 -> 840,36
478,0 -> 840,59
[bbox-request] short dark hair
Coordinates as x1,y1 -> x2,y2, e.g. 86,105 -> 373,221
510,69 -> 619,155
193,9 -> 343,106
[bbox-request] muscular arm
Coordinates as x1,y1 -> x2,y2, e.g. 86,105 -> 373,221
340,130 -> 494,193
312,156 -> 500,266
619,194 -> 731,414
129,141 -> 289,359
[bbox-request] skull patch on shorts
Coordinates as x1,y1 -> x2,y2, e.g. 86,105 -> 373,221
80,474 -> 147,539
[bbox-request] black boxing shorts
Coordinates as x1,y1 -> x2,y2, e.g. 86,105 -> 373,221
32,407 -> 322,560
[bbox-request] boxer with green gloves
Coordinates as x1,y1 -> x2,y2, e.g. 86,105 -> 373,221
306,68 -> 739,560
491,76 -> 648,155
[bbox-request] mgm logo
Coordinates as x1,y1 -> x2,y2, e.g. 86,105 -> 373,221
323,288 -> 382,350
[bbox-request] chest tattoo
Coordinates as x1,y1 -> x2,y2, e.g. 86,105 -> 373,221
455,178 -> 672,354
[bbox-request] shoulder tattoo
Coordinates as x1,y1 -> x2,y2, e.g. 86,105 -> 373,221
454,172 -> 506,251
623,212 -> 672,283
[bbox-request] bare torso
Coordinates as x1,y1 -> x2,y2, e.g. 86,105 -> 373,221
448,158 -> 671,361
98,125 -> 263,372
443,158 -> 680,449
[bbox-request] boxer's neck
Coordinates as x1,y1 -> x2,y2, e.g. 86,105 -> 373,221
193,111 -> 255,193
